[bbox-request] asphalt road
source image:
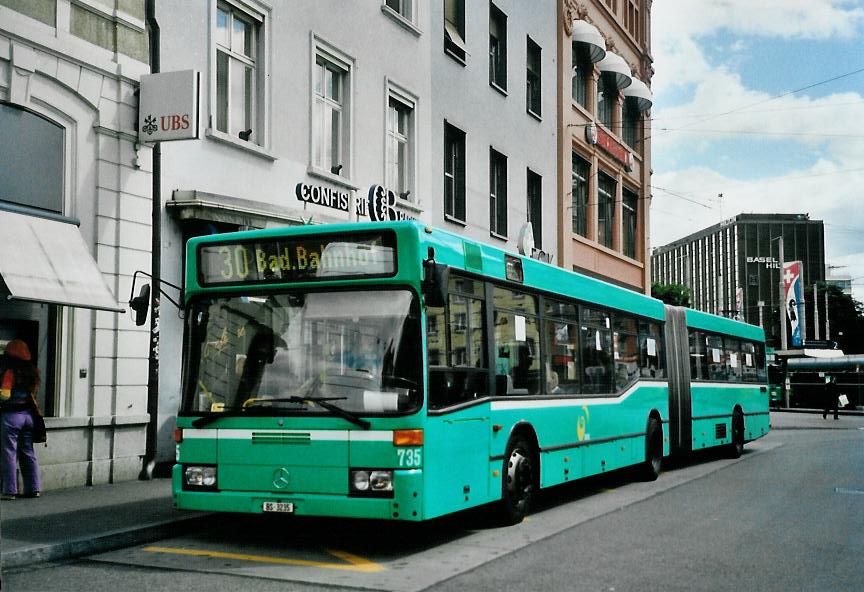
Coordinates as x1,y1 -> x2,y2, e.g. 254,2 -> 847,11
3,416 -> 863,592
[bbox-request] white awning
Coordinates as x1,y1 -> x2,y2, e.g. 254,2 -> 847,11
623,77 -> 653,111
0,210 -> 124,312
597,51 -> 632,90
571,20 -> 606,63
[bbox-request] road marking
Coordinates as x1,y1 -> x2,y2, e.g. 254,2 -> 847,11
142,546 -> 384,573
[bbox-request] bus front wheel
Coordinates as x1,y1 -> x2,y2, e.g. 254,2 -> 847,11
499,435 -> 537,525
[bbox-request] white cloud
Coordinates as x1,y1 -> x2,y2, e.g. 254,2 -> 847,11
653,0 -> 864,42
649,0 -> 864,300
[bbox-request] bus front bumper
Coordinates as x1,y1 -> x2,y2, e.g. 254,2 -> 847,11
172,465 -> 424,521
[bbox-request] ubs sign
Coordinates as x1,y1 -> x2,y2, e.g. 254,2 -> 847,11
138,70 -> 200,142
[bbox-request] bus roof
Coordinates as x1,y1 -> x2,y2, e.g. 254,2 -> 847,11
685,307 -> 765,341
186,220 -> 765,334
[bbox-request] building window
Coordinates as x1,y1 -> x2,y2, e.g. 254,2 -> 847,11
604,0 -> 618,14
216,2 -> 261,142
489,148 -> 508,237
527,169 -> 542,248
444,0 -> 466,62
444,122 -> 466,222
597,73 -> 616,130
625,0 -> 641,43
489,3 -> 507,91
622,97 -> 641,148
571,43 -> 592,109
526,37 -> 541,117
387,93 -> 415,200
623,187 -> 638,259
313,51 -> 350,176
0,103 -> 64,213
384,0 -> 414,22
598,173 -> 615,248
572,153 -> 589,237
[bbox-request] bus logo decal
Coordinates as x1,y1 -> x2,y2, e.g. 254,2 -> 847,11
272,468 -> 291,490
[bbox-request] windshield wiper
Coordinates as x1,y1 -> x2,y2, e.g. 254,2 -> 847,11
191,404 -> 264,428
261,396 -> 371,429
190,396 -> 371,430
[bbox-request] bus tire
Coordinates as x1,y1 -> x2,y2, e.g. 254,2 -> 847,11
640,417 -> 663,481
728,410 -> 744,459
499,435 -> 537,525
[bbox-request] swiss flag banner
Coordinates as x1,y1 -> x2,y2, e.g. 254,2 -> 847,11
783,261 -> 803,347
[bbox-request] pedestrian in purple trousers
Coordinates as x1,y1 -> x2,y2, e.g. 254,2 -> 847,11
1,409 -> 41,496
0,339 -> 42,499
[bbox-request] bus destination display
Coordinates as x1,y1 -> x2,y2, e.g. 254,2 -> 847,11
198,232 -> 396,285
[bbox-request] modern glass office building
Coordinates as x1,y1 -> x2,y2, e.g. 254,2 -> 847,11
652,214 -> 825,349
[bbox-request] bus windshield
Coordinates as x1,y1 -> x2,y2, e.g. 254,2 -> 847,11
181,289 -> 422,417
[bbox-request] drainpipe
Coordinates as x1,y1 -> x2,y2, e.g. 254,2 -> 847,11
141,0 -> 161,480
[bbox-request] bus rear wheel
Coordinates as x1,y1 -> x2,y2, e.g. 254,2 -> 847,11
499,435 -> 537,525
640,417 -> 663,481
728,410 -> 745,459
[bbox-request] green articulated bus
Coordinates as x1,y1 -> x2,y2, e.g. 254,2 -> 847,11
173,221 -> 770,524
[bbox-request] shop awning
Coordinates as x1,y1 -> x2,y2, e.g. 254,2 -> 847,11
623,77 -> 653,111
571,20 -> 606,63
597,51 -> 632,90
0,210 -> 124,312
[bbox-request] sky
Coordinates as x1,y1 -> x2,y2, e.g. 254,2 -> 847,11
649,0 -> 864,301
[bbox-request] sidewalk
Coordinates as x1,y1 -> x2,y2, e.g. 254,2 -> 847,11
771,408 -> 864,430
2,409 -> 863,571
0,478 -> 210,570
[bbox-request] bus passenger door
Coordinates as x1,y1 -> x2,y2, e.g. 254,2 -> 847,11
664,305 -> 692,454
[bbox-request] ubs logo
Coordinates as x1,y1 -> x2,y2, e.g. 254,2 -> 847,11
272,467 -> 291,490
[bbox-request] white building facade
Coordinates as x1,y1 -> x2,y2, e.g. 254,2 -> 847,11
0,0 -> 151,489
152,0 -> 559,464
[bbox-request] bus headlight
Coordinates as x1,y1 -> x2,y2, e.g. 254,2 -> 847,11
183,465 -> 218,490
349,469 -> 393,497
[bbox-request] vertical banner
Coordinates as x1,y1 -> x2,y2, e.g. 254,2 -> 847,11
735,287 -> 743,321
783,261 -> 804,347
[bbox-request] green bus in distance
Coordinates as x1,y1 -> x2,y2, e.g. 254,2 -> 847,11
174,221 -> 769,523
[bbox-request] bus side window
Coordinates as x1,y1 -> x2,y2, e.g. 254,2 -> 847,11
741,341 -> 757,382
493,287 -> 541,396
689,330 -> 703,380
725,338 -> 742,382
706,335 -> 725,381
755,343 -> 767,383
638,321 -> 665,379
427,277 -> 489,410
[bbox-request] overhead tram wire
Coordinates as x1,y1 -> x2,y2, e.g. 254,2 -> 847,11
647,99 -> 864,124
650,185 -> 716,209
647,166 -> 864,203
652,128 -> 864,139
644,64 -> 864,143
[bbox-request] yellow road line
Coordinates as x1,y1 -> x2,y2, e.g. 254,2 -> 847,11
142,546 -> 384,573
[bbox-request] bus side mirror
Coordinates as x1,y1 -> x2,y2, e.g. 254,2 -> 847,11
423,261 -> 449,308
130,284 -> 151,326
